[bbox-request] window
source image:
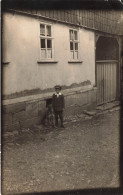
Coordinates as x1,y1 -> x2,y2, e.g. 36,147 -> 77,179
69,29 -> 79,60
40,23 -> 53,60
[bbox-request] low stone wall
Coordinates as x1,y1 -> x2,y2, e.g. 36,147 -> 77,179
64,87 -> 97,116
2,86 -> 97,132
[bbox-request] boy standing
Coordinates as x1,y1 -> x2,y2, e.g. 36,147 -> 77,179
52,85 -> 65,128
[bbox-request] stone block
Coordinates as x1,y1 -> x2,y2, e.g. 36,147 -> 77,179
38,110 -> 46,121
12,111 -> 26,123
38,100 -> 47,117
91,91 -> 96,103
65,92 -> 87,107
21,116 -> 42,128
81,92 -> 88,105
65,91 -> 95,116
77,92 -> 88,105
26,101 -> 38,118
2,102 -> 25,114
38,100 -> 46,111
87,90 -> 92,104
65,96 -> 74,107
87,89 -> 97,104
64,105 -> 84,117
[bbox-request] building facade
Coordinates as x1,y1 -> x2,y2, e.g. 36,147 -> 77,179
2,9 -> 123,131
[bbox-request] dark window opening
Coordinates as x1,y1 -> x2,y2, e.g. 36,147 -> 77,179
47,39 -> 52,48
70,42 -> 73,50
41,39 -> 45,48
75,43 -> 78,50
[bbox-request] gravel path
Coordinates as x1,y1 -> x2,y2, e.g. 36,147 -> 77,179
2,109 -> 120,194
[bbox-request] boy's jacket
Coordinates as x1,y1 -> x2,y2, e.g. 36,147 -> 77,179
52,93 -> 65,111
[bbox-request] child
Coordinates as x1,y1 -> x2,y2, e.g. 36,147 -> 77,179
52,85 -> 65,128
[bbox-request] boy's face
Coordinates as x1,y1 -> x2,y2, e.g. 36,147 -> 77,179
55,89 -> 60,94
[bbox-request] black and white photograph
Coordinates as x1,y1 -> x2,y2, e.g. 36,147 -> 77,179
1,0 -> 123,194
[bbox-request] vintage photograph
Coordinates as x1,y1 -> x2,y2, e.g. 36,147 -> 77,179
1,0 -> 123,194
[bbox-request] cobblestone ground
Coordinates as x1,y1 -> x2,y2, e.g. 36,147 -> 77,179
2,108 -> 120,195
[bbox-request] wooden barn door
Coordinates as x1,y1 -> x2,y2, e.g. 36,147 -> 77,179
96,35 -> 119,105
96,60 -> 117,105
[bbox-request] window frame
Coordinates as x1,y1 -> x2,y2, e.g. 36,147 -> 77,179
69,28 -> 81,62
39,22 -> 54,61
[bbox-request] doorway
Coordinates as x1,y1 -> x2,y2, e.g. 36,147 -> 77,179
96,36 -> 119,105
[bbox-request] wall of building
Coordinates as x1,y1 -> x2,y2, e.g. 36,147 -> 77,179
2,11 -> 97,132
2,86 -> 97,132
2,11 -> 95,96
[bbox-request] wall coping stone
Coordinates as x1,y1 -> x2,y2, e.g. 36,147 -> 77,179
2,85 -> 97,106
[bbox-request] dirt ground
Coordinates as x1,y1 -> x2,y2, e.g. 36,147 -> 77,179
2,107 -> 120,195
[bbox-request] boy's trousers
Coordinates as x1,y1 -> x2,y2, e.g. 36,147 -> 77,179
54,111 -> 63,126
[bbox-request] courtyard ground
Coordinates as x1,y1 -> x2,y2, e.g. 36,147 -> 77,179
2,104 -> 120,195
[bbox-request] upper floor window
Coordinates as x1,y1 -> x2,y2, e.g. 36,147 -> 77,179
69,29 -> 79,60
40,23 -> 53,60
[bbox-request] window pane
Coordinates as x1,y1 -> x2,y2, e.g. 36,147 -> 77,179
41,49 -> 46,58
70,30 -> 74,40
74,51 -> 78,59
40,24 -> 45,35
47,26 -> 51,36
47,49 -> 52,58
74,31 -> 78,40
75,43 -> 78,50
41,39 -> 45,48
47,39 -> 52,48
70,42 -> 74,50
70,51 -> 74,59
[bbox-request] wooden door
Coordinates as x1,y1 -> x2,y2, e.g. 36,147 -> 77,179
96,60 -> 117,105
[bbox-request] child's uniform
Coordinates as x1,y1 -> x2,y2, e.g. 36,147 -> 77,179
52,91 -> 65,127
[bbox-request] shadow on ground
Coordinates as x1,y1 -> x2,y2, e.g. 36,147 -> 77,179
14,187 -> 123,195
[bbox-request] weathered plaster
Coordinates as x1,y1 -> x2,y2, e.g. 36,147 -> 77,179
2,12 -> 95,96
3,80 -> 91,100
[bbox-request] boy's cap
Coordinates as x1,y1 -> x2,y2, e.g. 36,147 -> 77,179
55,85 -> 61,90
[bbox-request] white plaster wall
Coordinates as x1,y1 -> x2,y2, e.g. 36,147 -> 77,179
3,12 -> 95,95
